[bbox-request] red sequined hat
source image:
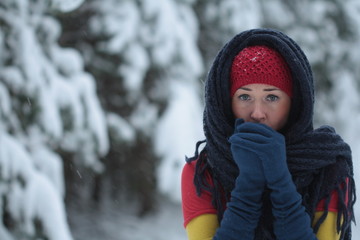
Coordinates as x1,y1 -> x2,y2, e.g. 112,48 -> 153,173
230,45 -> 292,97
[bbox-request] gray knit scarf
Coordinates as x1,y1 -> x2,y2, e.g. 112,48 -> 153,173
187,28 -> 356,239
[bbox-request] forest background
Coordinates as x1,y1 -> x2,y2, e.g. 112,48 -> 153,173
1,0 -> 360,239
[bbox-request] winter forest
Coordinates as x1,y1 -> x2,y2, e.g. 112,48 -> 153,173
1,0 -> 360,239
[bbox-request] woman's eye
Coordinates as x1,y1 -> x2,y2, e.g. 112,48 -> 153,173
266,94 -> 279,102
238,94 -> 250,101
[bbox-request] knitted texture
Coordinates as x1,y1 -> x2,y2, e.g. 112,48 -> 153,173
230,45 -> 292,97
187,28 -> 355,240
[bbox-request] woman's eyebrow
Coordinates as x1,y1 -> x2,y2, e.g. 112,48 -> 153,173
239,87 -> 252,91
264,88 -> 280,92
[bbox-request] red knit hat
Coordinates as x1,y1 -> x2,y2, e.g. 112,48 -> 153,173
230,45 -> 292,97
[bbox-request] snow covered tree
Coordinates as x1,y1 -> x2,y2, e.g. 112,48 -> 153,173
0,0 -> 108,239
194,0 -> 263,69
56,0 -> 204,213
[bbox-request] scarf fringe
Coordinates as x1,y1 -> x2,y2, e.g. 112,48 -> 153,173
186,140 -> 227,221
311,176 -> 356,239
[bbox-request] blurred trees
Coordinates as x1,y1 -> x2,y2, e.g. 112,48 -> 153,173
0,0 -> 105,239
56,0 -> 203,216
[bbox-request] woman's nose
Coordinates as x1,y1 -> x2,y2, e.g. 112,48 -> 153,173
250,102 -> 266,122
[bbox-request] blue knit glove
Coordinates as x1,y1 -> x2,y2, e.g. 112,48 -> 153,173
214,119 -> 265,240
239,122 -> 316,240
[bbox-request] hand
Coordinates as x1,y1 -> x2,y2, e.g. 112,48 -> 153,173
214,119 -> 265,240
233,121 -> 316,240
228,119 -> 266,189
232,122 -> 290,187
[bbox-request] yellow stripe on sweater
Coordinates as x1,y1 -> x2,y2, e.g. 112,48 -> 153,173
313,211 -> 340,240
186,214 -> 218,240
185,212 -> 340,240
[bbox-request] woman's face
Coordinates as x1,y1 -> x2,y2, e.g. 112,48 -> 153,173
232,83 -> 291,131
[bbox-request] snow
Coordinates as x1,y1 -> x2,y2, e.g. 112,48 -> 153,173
50,0 -> 85,12
0,67 -> 25,92
119,43 -> 149,93
75,72 -> 109,156
0,133 -> 73,240
25,173 -> 72,240
107,113 -> 136,143
19,26 -> 45,94
0,0 -> 109,238
219,0 -> 262,32
0,82 -> 11,119
130,99 -> 159,135
155,81 -> 204,202
30,142 -> 65,197
68,197 -> 187,240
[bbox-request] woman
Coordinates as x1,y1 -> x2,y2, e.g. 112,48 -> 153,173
181,28 -> 355,240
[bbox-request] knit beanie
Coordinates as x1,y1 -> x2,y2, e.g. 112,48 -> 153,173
230,45 -> 293,97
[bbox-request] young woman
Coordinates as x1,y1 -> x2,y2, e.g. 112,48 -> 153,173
181,29 -> 356,240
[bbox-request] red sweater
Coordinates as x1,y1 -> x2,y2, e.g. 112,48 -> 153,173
181,160 -> 342,228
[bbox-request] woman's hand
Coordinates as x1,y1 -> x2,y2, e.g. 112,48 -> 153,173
213,119 -> 266,240
231,121 -> 289,187
229,119 -> 267,188
230,120 -> 316,240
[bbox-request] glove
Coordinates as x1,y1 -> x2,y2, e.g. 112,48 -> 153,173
237,122 -> 316,240
214,119 -> 265,240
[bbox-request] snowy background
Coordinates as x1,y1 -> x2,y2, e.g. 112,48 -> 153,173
0,0 -> 360,239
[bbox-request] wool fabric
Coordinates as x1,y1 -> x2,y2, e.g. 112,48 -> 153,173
230,45 -> 293,97
186,28 -> 355,240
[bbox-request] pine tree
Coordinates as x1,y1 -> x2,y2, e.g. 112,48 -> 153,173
57,0 -> 204,214
0,0 -> 108,239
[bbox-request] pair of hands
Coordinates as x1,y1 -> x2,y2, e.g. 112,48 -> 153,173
215,119 -> 315,240
229,118 -> 290,189
217,119 -> 315,240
